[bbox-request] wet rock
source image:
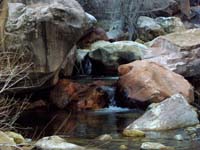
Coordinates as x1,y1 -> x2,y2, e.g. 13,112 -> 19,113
88,41 -> 146,75
125,94 -> 199,131
3,0 -> 90,91
50,79 -> 110,111
145,29 -> 200,78
123,129 -> 145,137
117,60 -> 194,108
97,134 -> 112,141
174,134 -> 184,141
34,136 -> 84,150
78,27 -> 108,49
155,17 -> 185,33
137,16 -> 165,42
5,131 -> 25,144
141,142 -> 173,150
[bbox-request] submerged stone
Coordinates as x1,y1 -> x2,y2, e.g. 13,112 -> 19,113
141,142 -> 174,150
123,129 -> 145,137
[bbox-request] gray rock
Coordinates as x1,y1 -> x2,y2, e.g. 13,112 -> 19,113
155,17 -> 185,33
137,16 -> 165,42
125,94 -> 199,131
4,0 -> 90,90
88,41 -> 146,74
34,136 -> 85,150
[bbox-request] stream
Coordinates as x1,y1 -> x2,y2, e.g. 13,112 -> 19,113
17,77 -> 200,150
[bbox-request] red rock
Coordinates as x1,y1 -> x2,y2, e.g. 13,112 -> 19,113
50,80 -> 109,111
117,60 -> 194,107
78,27 -> 108,48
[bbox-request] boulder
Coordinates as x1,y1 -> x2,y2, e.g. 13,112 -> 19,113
124,94 -> 199,131
117,60 -> 194,108
137,16 -> 165,42
145,29 -> 200,78
155,16 -> 185,33
3,0 -> 90,91
50,79 -> 110,110
88,41 -> 146,75
34,136 -> 84,150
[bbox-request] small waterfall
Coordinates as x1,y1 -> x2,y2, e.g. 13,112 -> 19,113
96,86 -> 129,113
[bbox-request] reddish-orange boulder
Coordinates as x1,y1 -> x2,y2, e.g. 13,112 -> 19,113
50,80 -> 109,111
117,60 -> 194,108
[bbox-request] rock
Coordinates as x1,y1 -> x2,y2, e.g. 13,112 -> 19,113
155,17 -> 185,33
0,131 -> 16,150
125,94 -> 199,131
78,27 -> 108,49
34,136 -> 84,150
137,16 -> 165,42
89,41 -> 111,50
50,79 -> 110,110
5,131 -> 25,144
145,29 -> 200,78
89,41 -> 146,75
174,134 -> 184,141
106,29 -> 128,42
140,142 -> 173,150
97,134 -> 112,141
77,0 -> 179,30
117,60 -> 194,108
123,129 -> 145,137
119,145 -> 128,150
185,127 -> 197,135
85,13 -> 97,28
3,0 -> 90,91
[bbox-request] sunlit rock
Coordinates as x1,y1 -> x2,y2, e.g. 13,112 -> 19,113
117,60 -> 194,108
34,136 -> 84,150
125,94 -> 199,131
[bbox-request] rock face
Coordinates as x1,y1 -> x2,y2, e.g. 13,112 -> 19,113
117,60 -> 194,108
145,29 -> 200,78
125,94 -> 199,131
34,136 -> 84,150
88,41 -> 146,75
4,1 -> 90,90
50,79 -> 110,110
137,16 -> 165,42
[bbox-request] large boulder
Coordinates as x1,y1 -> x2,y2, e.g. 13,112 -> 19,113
88,41 -> 146,75
50,79 -> 110,110
117,60 -> 194,108
124,94 -> 199,131
145,29 -> 200,78
3,0 -> 90,91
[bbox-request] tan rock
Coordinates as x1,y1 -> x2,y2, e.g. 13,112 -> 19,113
118,60 -> 194,105
123,129 -> 145,137
5,131 -> 25,144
